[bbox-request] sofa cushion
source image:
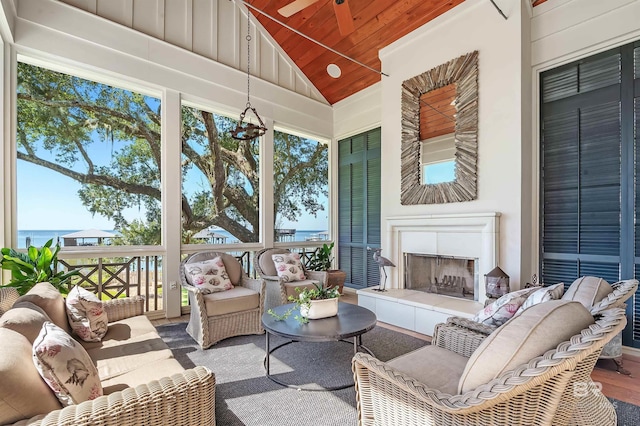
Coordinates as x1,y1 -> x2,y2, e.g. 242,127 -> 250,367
0,328 -> 62,425
272,252 -> 306,282
283,279 -> 321,300
203,286 -> 260,316
80,314 -> 160,351
0,301 -> 50,343
183,257 -> 234,293
459,300 -> 594,394
387,345 -> 468,395
85,332 -> 174,381
100,358 -> 185,395
16,282 -> 70,333
65,286 -> 109,342
33,322 -> 103,406
516,283 -> 565,314
562,276 -> 613,309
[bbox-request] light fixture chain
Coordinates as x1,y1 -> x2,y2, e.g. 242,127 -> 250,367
246,8 -> 251,107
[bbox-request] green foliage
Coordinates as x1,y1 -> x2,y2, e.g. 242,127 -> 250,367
307,242 -> 334,271
0,239 -> 79,295
267,282 -> 340,324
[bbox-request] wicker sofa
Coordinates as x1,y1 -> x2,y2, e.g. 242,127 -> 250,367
0,283 -> 215,426
352,301 -> 627,426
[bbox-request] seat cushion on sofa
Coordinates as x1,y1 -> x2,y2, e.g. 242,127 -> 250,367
16,282 -> 70,333
86,332 -> 174,381
80,314 -> 160,351
204,286 -> 260,316
562,276 -> 613,309
0,328 -> 62,425
458,300 -> 594,394
100,358 -> 185,395
283,280 -> 320,300
387,345 -> 468,395
0,301 -> 50,344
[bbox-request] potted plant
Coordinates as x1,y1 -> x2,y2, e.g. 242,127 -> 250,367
308,242 -> 346,294
268,282 -> 341,324
0,239 -> 78,295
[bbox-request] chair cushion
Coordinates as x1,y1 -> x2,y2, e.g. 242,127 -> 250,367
80,314 -> 161,351
65,286 -> 109,342
472,287 -> 538,326
33,322 -> 103,406
516,283 -> 564,314
272,252 -> 306,282
0,328 -> 62,425
0,301 -> 50,344
203,286 -> 260,316
459,300 -> 594,394
562,276 -> 613,309
257,248 -> 285,277
387,345 -> 468,395
16,282 -> 70,333
183,257 -> 234,293
282,279 -> 321,300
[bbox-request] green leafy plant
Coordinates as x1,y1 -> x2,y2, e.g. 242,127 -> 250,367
267,282 -> 340,324
307,242 -> 334,271
0,239 -> 79,295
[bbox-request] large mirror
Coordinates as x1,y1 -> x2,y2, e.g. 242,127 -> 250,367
401,51 -> 478,204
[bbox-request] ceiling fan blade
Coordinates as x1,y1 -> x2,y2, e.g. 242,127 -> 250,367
278,0 -> 320,18
333,0 -> 355,36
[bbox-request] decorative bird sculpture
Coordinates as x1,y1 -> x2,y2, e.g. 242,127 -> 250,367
367,247 -> 396,292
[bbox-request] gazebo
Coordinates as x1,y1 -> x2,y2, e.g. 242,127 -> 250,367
61,229 -> 117,247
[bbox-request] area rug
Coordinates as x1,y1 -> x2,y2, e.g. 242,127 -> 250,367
157,323 -> 639,426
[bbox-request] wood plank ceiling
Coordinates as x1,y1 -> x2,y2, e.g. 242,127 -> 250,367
249,0 -> 466,104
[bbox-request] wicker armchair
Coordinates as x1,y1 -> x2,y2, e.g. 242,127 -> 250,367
353,307 -> 627,426
180,251 -> 265,349
253,248 -> 328,311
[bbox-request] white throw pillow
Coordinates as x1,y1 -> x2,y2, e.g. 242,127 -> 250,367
183,257 -> 234,293
472,287 -> 538,327
515,283 -> 565,314
271,253 -> 306,282
33,321 -> 103,406
65,286 -> 108,342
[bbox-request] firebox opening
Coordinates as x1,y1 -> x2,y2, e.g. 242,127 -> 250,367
404,253 -> 479,301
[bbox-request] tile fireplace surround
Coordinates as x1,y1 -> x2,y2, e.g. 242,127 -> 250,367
357,213 -> 500,336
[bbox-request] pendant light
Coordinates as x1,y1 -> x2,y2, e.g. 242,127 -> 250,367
231,8 -> 268,141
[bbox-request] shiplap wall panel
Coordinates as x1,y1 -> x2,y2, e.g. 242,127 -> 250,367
132,0 -> 164,39
164,0 -> 192,51
192,0 -> 216,60
57,0 -> 325,104
96,0 -> 132,28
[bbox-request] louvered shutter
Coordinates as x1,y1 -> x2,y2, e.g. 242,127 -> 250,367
541,41 -> 640,348
338,128 -> 381,289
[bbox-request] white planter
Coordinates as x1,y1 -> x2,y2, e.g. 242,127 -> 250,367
300,298 -> 339,319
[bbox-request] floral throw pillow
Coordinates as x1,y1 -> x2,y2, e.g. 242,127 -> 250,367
65,286 -> 108,342
272,253 -> 306,282
473,287 -> 538,327
33,321 -> 103,406
183,257 -> 234,294
515,283 -> 565,314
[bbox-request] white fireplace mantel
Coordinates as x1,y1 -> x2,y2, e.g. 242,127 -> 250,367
357,212 -> 500,336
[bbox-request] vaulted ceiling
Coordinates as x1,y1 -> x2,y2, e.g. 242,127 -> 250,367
249,0 -> 466,104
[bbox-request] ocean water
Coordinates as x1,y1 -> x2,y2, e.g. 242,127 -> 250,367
16,229 -> 328,249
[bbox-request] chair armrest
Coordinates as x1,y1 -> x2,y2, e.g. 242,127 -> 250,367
103,296 -> 145,322
306,270 -> 328,286
0,287 -> 20,315
432,322 -> 489,357
13,367 -> 215,426
259,274 -> 281,283
240,277 -> 266,294
590,279 -> 638,315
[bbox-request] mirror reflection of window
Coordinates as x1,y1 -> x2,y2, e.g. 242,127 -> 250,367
421,133 -> 456,184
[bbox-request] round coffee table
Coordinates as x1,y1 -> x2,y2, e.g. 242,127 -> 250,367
262,302 -> 376,391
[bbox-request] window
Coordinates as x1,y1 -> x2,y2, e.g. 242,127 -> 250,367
181,104 -> 260,244
273,130 -> 329,243
16,62 -> 162,248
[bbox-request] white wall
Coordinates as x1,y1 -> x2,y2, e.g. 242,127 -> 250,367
332,82 -> 381,140
377,0 -> 529,287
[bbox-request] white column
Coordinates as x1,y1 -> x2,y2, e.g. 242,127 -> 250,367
261,118 -> 274,247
